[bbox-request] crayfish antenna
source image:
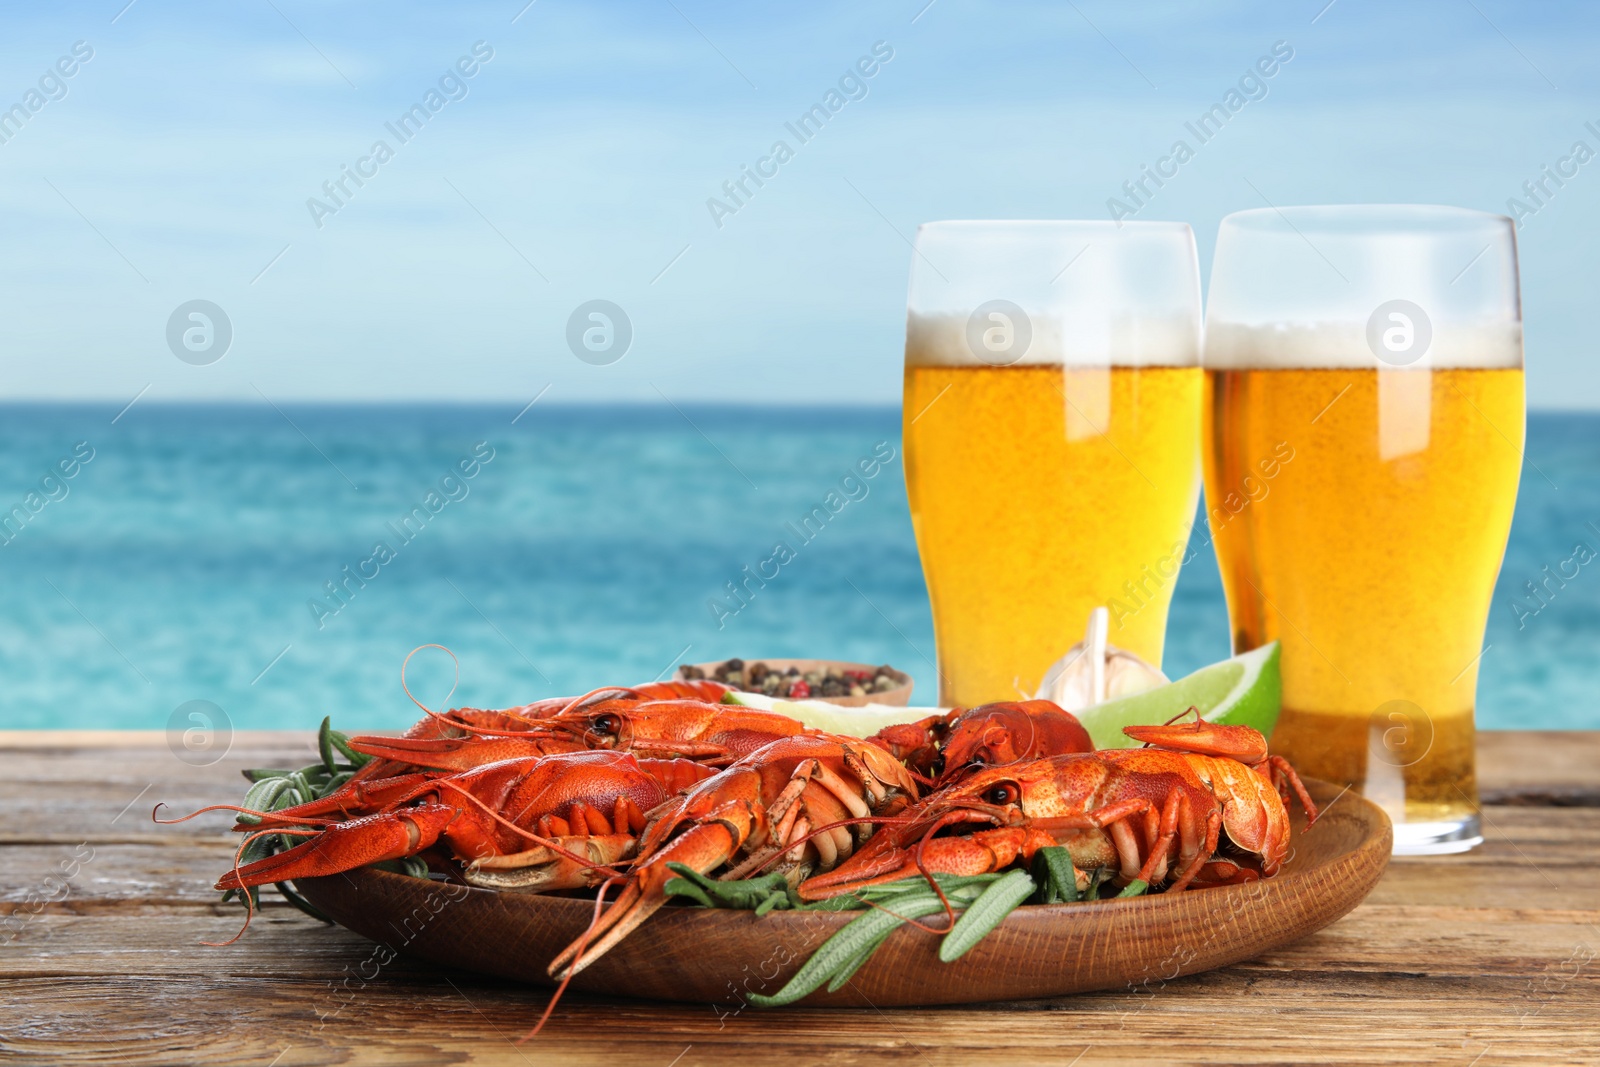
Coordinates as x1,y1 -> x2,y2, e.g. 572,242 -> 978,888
153,802 -> 274,824
202,827 -> 317,947
909,817 -> 965,933
399,643 -> 478,733
1163,705 -> 1205,727
552,686 -> 645,717
203,891 -> 254,948
519,877 -> 620,1043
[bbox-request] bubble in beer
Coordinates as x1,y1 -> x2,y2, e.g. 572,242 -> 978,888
1368,698 -> 1434,768
1365,299 -> 1432,367
964,300 -> 1032,367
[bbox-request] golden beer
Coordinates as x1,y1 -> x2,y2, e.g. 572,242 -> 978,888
1205,365 -> 1524,823
906,360 -> 1202,707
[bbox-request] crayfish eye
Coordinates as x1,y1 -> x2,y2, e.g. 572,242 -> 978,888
590,713 -> 621,736
984,782 -> 1019,806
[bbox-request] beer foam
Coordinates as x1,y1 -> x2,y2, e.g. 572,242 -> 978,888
905,312 -> 1200,368
1204,321 -> 1523,370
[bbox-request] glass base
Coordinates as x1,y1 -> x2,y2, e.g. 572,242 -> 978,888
1391,813 -> 1482,855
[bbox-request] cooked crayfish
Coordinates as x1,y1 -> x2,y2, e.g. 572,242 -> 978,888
525,696 -> 813,763
339,679 -> 734,780
547,733 -> 920,979
214,751 -> 715,894
306,683 -> 752,820
869,699 -> 1094,783
931,699 -> 1094,783
347,692 -> 802,778
800,717 -> 1316,902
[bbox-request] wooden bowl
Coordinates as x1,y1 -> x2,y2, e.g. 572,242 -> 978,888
296,778 -> 1388,1008
677,657 -> 914,708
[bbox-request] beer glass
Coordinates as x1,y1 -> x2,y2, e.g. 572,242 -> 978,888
1204,205 -> 1524,854
903,221 -> 1203,708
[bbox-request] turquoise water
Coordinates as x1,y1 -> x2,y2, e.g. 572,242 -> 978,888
1,404 -> 1594,732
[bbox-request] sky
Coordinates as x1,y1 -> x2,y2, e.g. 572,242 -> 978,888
1,0 -> 1597,407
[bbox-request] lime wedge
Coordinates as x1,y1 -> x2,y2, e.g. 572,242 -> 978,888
1076,642 -> 1281,750
720,689 -> 942,737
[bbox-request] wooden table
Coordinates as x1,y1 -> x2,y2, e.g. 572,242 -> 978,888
4,731 -> 1598,1066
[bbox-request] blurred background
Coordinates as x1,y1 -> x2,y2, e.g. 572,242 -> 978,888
0,1 -> 1594,730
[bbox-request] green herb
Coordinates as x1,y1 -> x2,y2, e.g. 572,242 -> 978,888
938,868 -> 1036,962
275,881 -> 331,922
317,717 -> 338,775
1030,846 -> 1079,904
661,873 -> 715,907
663,864 -> 795,913
668,850 -> 1164,1006
1083,867 -> 1117,900
747,892 -> 950,1007
825,922 -> 899,992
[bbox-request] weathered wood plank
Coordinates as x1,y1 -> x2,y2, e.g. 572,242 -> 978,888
1478,730 -> 1600,805
3,970 -> 1596,1067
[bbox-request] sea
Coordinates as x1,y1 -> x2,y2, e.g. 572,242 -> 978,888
1,403 -> 1594,733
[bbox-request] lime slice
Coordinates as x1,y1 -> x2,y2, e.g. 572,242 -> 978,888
720,689 -> 942,738
1076,642 -> 1280,750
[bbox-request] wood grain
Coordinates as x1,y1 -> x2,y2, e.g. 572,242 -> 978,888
3,731 -> 1597,1066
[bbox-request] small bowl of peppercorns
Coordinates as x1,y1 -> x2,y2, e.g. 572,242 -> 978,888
677,658 -> 913,707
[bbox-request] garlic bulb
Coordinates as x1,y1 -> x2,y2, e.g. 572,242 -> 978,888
1034,607 -> 1169,711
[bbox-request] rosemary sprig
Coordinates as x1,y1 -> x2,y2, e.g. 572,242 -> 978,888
937,868 -> 1036,962
663,846 -> 1143,1006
